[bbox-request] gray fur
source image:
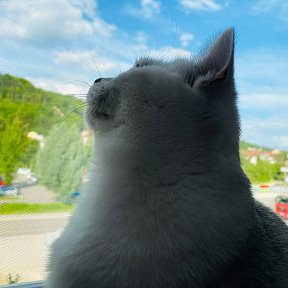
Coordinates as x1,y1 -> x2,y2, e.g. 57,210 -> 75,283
46,28 -> 288,288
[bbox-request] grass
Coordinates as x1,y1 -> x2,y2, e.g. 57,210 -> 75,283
0,196 -> 21,201
0,202 -> 75,214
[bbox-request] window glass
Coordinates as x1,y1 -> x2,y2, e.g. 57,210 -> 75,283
1,0 -> 288,286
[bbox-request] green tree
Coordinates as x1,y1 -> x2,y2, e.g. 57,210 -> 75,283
241,156 -> 282,183
0,122 -> 29,183
35,122 -> 92,201
0,74 -> 85,183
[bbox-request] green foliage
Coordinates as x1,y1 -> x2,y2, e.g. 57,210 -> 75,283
0,202 -> 75,214
0,121 -> 29,183
274,151 -> 288,163
240,140 -> 271,151
7,273 -> 20,284
34,122 -> 92,201
241,156 -> 283,183
0,74 -> 85,183
19,140 -> 39,168
0,196 -> 20,201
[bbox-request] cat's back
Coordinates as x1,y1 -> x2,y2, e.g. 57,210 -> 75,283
216,201 -> 288,288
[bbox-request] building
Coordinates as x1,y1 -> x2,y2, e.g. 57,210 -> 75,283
244,148 -> 280,165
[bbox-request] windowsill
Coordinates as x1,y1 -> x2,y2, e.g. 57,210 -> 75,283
0,281 -> 45,288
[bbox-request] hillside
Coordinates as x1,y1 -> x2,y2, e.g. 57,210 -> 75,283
0,74 -> 85,183
240,140 -> 271,151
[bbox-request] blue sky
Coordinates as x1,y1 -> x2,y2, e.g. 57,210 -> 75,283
0,0 -> 288,149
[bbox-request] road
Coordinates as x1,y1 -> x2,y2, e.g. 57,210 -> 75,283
0,214 -> 70,285
12,174 -> 56,204
0,214 -> 69,237
253,191 -> 288,210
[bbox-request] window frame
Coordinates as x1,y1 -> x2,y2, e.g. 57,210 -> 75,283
0,281 -> 45,288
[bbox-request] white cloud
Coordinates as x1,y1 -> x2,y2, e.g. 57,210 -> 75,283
239,92 -> 288,111
242,117 -> 288,131
0,0 -> 116,47
136,46 -> 191,60
134,31 -> 149,51
27,77 -> 89,96
236,48 -> 288,149
71,0 -> 98,19
179,0 -> 223,11
135,31 -> 149,45
236,49 -> 288,95
53,50 -> 130,75
90,18 -> 116,38
126,0 -> 161,19
179,33 -> 194,47
241,116 -> 288,150
274,136 -> 288,148
131,32 -> 191,59
251,0 -> 288,22
141,0 -> 161,18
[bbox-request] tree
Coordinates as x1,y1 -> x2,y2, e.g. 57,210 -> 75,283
0,122 -> 29,184
241,155 -> 282,183
0,74 -> 85,184
35,122 -> 92,201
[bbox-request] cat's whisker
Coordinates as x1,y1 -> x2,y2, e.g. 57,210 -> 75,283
155,18 -> 178,61
61,102 -> 88,115
53,102 -> 87,120
66,103 -> 88,116
65,93 -> 88,96
131,44 -> 139,65
88,26 -> 102,78
64,80 -> 92,88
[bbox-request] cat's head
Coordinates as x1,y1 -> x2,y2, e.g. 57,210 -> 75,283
86,28 -> 239,160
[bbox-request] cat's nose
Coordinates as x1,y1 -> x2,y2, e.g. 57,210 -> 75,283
94,78 -> 113,84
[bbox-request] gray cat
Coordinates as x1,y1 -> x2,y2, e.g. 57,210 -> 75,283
46,28 -> 288,288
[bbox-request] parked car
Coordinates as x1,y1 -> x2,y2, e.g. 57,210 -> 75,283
0,185 -> 19,196
275,195 -> 288,219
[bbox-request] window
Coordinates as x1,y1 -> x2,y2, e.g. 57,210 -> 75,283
1,1 -> 287,287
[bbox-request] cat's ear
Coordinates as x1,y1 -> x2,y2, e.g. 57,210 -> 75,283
198,28 -> 234,84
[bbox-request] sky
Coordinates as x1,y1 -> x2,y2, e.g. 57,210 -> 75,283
0,0 -> 287,150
